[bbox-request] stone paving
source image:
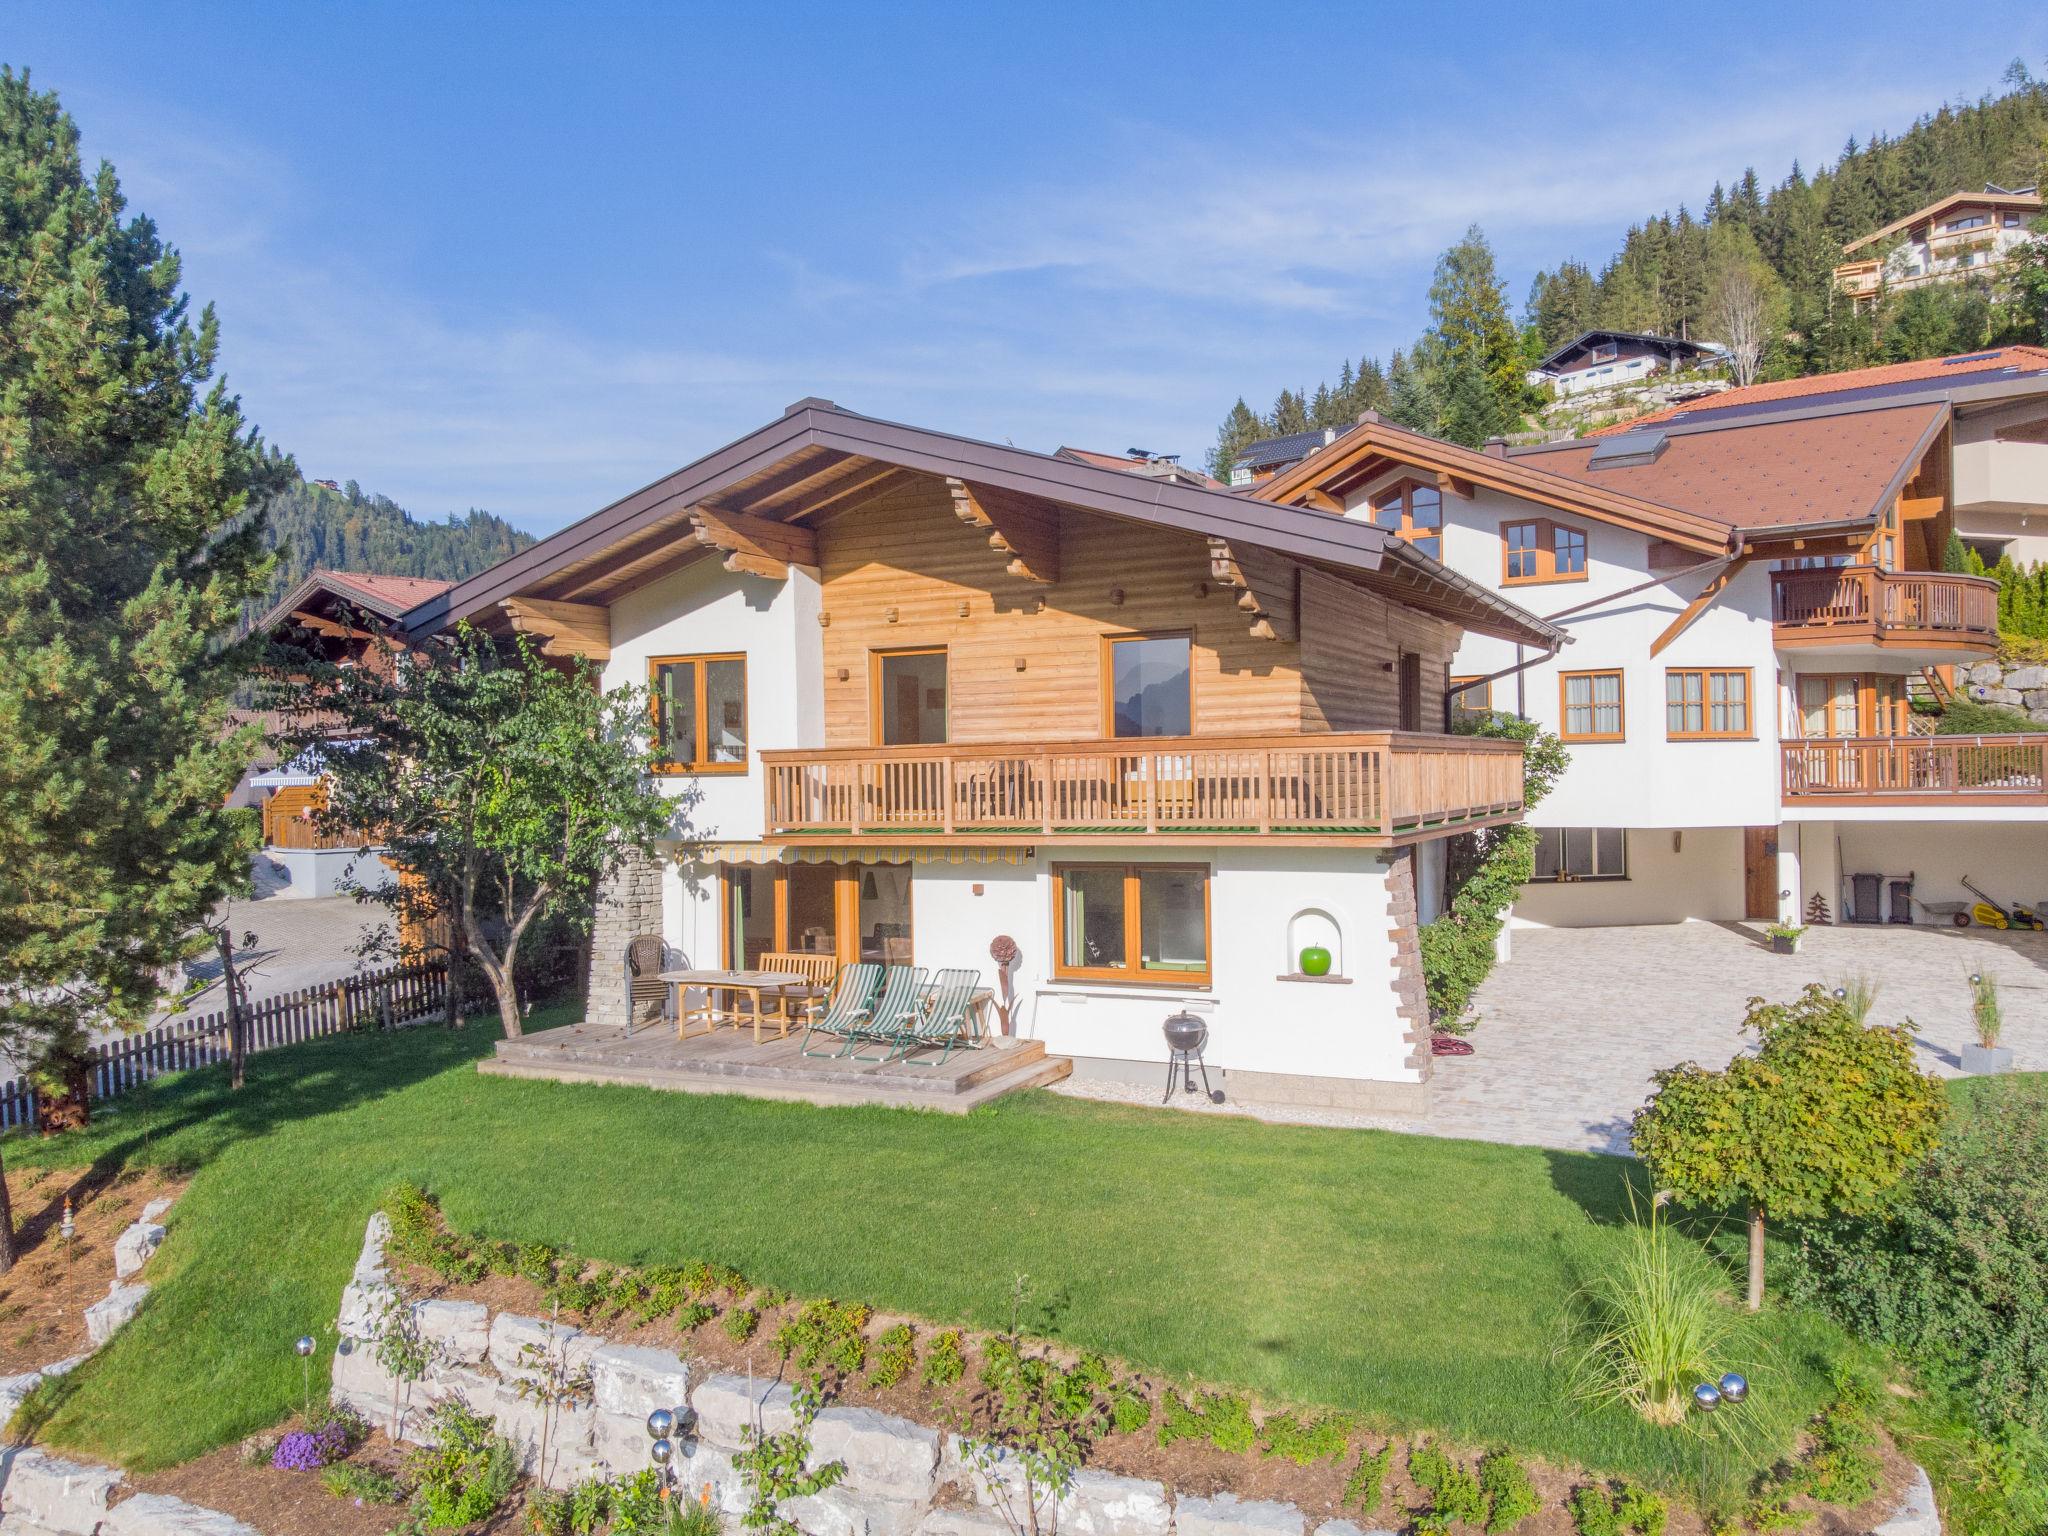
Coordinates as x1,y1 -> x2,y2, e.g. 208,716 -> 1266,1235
1058,920 -> 2046,1157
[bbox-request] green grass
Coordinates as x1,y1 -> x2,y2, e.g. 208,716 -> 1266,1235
7,1004 -> 1852,1487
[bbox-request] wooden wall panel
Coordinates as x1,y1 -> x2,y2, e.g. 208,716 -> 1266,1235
1296,568 -> 1460,732
815,477 -> 1310,746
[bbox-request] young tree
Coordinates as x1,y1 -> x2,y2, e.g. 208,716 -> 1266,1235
1206,398 -> 1264,481
292,628 -> 682,1039
1631,985 -> 1945,1310
1427,226 -> 1525,425
1710,263 -> 1771,386
0,68 -> 286,1261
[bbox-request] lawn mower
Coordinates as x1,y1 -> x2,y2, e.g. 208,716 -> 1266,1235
1961,875 -> 2045,931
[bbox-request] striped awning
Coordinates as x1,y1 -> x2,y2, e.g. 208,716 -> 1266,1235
686,844 -> 1029,867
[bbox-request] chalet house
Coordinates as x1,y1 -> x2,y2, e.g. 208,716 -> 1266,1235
399,400 -> 1564,1108
243,569 -> 452,897
1256,393 -> 2047,934
1834,185 -> 2043,309
1527,329 -> 1726,400
1226,427 -> 1342,487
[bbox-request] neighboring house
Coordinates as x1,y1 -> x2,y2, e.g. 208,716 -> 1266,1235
1226,427 -> 1343,487
1605,345 -> 2048,568
1834,185 -> 2043,309
1527,329 -> 1726,399
1053,446 -> 1223,489
241,569 -> 452,897
398,399 -> 1564,1108
1255,404 -> 2047,932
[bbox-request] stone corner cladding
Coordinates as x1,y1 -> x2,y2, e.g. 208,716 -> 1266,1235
584,848 -> 665,1030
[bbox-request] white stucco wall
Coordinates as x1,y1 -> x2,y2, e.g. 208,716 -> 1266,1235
272,846 -> 397,900
1802,819 -> 2048,922
1508,826 -> 1747,927
602,557 -> 822,849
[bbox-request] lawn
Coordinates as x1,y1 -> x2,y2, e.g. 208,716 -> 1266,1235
7,1004 -> 1858,1488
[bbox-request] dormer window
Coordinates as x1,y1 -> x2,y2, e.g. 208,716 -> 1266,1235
1369,481 -> 1442,560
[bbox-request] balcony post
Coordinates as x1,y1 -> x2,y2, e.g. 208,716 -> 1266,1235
1257,750 -> 1272,834
851,761 -> 866,836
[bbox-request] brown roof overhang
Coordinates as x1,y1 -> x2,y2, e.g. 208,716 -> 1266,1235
404,400 -> 1566,650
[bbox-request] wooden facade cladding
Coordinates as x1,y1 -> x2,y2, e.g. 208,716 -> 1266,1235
811,474 -> 1459,747
1768,567 -> 2000,652
761,731 -> 1528,847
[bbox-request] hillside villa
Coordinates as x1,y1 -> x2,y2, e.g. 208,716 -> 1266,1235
1833,184 -> 2043,309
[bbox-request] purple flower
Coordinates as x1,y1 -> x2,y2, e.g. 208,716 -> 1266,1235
271,1423 -> 351,1472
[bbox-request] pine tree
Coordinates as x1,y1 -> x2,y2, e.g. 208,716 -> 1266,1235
1386,348 -> 1439,433
1427,226 -> 1524,420
1355,357 -> 1389,414
0,70 -> 288,1262
1206,397 -> 1264,480
1269,389 -> 1309,435
1437,356 -> 1510,448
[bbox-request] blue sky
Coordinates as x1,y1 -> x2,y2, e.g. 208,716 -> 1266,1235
10,2 -> 2046,533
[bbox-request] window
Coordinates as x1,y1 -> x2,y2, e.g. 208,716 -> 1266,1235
873,648 -> 948,745
1502,518 -> 1588,584
1559,670 -> 1624,742
1945,214 -> 1988,233
1665,668 -> 1753,739
1447,675 -> 1492,726
650,654 -> 747,772
1398,650 -> 1423,732
1369,482 -> 1442,560
1531,828 -> 1628,883
720,861 -> 914,968
1053,864 -> 1210,984
1105,633 -> 1192,738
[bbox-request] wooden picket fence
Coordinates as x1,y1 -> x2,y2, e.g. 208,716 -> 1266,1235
0,959 -> 449,1131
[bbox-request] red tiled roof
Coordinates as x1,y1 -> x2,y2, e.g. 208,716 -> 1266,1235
321,570 -> 454,607
1521,402 -> 1945,532
1592,346 -> 2048,435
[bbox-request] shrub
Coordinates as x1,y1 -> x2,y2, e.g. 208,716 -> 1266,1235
1479,1450 -> 1541,1532
1569,1192 -> 1737,1425
1936,699 -> 2043,735
1785,1077 -> 2048,1437
1409,1441 -> 1487,1534
774,1299 -> 869,1374
610,1468 -> 722,1535
1259,1411 -> 1353,1466
1157,1389 -> 1257,1454
1342,1442 -> 1393,1515
1108,1383 -> 1152,1435
921,1329 -> 965,1388
723,1307 -> 760,1344
320,1461 -> 402,1505
403,1400 -> 519,1530
1569,1481 -> 1666,1536
867,1324 -> 916,1389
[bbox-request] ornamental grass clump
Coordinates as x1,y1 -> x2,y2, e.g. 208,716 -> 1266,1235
1967,971 -> 2002,1048
1569,1194 -> 1736,1427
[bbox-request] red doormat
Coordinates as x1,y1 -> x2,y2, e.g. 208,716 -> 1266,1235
1430,1035 -> 1474,1056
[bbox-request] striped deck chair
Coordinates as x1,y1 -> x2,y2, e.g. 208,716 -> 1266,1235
894,968 -> 985,1067
797,963 -> 883,1059
838,966 -> 929,1063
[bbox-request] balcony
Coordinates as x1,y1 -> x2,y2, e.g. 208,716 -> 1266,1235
1770,567 -> 1999,656
761,732 -> 1527,847
1782,735 -> 2048,807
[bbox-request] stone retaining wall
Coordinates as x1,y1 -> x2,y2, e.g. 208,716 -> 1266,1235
1959,659 -> 2048,723
327,1217 -> 1941,1536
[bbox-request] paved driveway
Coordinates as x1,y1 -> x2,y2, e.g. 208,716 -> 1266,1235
160,889 -> 395,1024
1432,921 -> 2048,1155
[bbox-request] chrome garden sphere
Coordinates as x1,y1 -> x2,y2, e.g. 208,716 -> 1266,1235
650,1437 -> 674,1466
1692,1382 -> 1722,1413
1718,1372 -> 1749,1404
295,1336 -> 316,1358
647,1408 -> 675,1440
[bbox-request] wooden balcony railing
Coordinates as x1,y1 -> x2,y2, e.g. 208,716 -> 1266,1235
1782,735 -> 2048,806
761,731 -> 1527,846
262,795 -> 380,851
1770,567 -> 1999,650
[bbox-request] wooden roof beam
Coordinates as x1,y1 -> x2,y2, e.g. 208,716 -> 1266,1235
686,504 -> 818,579
948,477 -> 1060,583
1207,537 -> 1298,642
500,597 -> 611,662
288,608 -> 359,639
1648,556 -> 1751,658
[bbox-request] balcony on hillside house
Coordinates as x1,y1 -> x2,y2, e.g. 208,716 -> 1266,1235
1770,567 -> 2000,658
761,732 -> 1527,848
1782,734 -> 2048,809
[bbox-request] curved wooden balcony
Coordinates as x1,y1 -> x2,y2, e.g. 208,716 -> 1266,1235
761,731 -> 1527,847
1770,567 -> 1999,654
1782,734 -> 2048,807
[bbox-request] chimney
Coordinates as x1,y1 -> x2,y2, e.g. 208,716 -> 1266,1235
1482,437 -> 1508,458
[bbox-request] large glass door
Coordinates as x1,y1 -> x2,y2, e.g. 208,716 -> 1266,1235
720,861 -> 914,967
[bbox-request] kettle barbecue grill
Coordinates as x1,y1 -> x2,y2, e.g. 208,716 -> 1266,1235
1162,1009 -> 1224,1104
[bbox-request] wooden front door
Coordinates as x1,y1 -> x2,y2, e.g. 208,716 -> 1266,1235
1743,827 -> 1779,921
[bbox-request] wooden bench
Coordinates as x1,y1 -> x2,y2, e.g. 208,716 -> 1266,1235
758,952 -> 840,1030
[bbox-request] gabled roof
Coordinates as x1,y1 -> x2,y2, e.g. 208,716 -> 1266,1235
1236,427 -> 1337,471
1590,345 -> 2048,435
1533,329 -> 1722,372
1842,186 -> 2041,254
403,399 -> 1565,650
1512,402 -> 1948,534
255,568 -> 453,635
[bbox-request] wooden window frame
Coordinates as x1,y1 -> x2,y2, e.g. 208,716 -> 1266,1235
1530,827 -> 1629,884
1368,480 -> 1444,559
1664,667 -> 1755,741
1050,862 -> 1212,987
1447,675 -> 1492,727
868,646 -> 949,747
720,862 -> 914,970
649,653 -> 748,775
1501,517 -> 1589,586
1100,630 -> 1195,740
1558,669 -> 1625,743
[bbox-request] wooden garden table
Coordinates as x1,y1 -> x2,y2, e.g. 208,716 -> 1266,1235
660,968 -> 805,1045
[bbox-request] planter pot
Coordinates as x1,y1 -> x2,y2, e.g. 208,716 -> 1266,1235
1960,1043 -> 2014,1075
1769,935 -> 1799,955
1298,946 -> 1332,977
